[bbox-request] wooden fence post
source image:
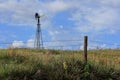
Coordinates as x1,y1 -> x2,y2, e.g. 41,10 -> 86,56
84,36 -> 88,63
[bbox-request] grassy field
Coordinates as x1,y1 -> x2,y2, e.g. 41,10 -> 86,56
0,48 -> 120,80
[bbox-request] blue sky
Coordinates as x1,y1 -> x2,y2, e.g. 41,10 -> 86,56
0,0 -> 120,49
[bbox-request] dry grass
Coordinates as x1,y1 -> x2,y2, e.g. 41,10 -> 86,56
88,50 -> 120,70
5,48 -> 120,70
0,48 -> 120,80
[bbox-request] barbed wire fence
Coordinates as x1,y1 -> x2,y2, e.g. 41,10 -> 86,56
0,38 -> 120,50
0,39 -> 81,50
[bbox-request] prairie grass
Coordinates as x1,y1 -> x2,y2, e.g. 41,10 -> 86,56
0,48 -> 120,80
88,50 -> 120,70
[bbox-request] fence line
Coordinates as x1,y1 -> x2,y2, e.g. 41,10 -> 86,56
0,38 -> 120,50
0,39 -> 83,44
89,40 -> 120,47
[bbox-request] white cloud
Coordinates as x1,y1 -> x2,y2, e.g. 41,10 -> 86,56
26,39 -> 34,48
11,41 -> 24,48
43,0 -> 72,13
10,39 -> 34,48
69,1 -> 120,34
0,0 -> 41,25
0,0 -> 73,26
79,45 -> 84,50
100,0 -> 120,7
87,8 -> 119,28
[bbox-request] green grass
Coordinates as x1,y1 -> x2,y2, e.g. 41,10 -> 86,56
0,48 -> 120,80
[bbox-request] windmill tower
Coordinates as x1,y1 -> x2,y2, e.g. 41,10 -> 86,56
34,13 -> 43,49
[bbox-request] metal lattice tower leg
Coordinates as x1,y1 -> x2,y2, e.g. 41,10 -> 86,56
34,13 -> 43,49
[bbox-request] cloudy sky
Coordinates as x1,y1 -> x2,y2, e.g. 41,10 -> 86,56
0,0 -> 120,49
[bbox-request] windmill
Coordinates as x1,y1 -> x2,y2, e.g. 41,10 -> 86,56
34,13 -> 44,49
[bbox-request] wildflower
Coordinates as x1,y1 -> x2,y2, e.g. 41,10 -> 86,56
63,62 -> 68,70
